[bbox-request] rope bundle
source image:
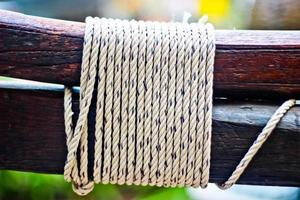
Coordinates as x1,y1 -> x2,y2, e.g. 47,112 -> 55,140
64,17 -> 215,195
63,16 -> 296,196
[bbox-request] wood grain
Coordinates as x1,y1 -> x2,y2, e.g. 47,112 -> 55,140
0,10 -> 300,98
0,82 -> 299,187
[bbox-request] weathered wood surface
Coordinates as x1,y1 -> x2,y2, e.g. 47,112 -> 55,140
0,9 -> 300,98
0,82 -> 299,187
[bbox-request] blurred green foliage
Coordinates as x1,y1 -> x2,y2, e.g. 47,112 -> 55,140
0,171 -> 192,200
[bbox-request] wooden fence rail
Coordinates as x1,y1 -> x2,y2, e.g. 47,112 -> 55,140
0,82 -> 299,186
0,9 -> 300,98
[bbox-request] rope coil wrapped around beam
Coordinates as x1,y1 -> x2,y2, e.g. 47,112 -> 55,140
63,16 -> 296,195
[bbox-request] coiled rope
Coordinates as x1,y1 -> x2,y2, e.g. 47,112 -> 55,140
63,16 -> 296,195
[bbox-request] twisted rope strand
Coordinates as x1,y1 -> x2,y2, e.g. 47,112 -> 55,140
200,23 -> 215,188
134,20 -> 147,185
63,87 -> 74,181
101,18 -> 117,184
170,22 -> 185,187
93,17 -> 107,184
185,23 -> 201,186
219,99 -> 296,189
126,20 -> 139,185
163,22 -> 178,187
192,22 -> 207,187
64,17 -> 94,185
118,20 -> 131,185
110,19 -> 124,184
148,22 -> 163,186
141,21 -> 155,186
177,22 -> 193,187
64,17 -> 96,195
156,22 -> 170,186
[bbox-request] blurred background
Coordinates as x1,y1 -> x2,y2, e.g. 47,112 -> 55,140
0,0 -> 300,199
1,0 -> 300,29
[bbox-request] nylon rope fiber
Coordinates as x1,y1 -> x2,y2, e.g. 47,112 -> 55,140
63,16 -> 296,195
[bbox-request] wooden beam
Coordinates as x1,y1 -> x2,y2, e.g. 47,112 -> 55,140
0,81 -> 299,187
0,10 -> 300,99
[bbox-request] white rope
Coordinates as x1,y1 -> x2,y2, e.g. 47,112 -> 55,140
110,19 -> 123,184
170,22 -> 186,187
148,21 -> 163,186
126,20 -> 139,185
141,21 -> 155,186
118,20 -> 131,185
219,99 -> 296,189
163,22 -> 177,187
134,20 -> 147,185
63,17 -> 295,196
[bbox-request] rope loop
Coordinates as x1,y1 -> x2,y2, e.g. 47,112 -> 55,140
72,181 -> 95,196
